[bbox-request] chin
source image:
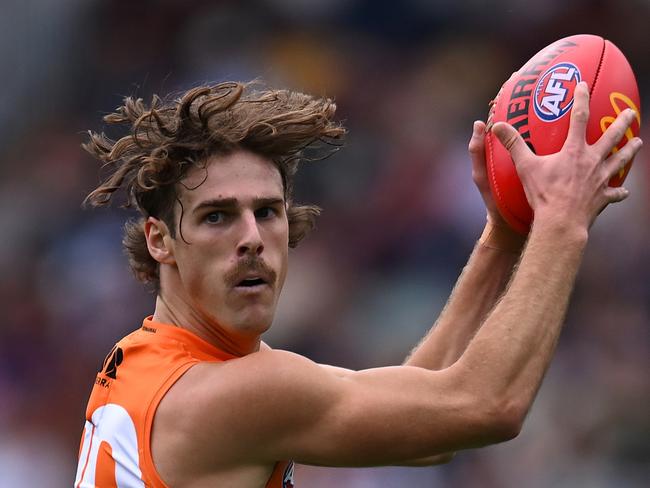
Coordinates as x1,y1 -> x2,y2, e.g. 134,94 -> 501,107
233,309 -> 274,335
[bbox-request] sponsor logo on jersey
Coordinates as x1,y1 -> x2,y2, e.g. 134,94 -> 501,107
533,62 -> 581,122
283,461 -> 295,488
101,345 -> 124,379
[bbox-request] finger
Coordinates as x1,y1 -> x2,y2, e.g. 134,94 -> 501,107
603,137 -> 643,178
593,108 -> 638,158
469,120 -> 487,176
564,81 -> 590,147
603,186 -> 630,204
468,120 -> 486,155
491,121 -> 533,165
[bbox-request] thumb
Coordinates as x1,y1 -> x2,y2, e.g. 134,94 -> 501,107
492,122 -> 533,166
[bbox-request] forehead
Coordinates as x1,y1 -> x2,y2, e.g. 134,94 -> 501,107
180,151 -> 284,206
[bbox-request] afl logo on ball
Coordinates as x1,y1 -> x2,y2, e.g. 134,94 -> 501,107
533,62 -> 581,122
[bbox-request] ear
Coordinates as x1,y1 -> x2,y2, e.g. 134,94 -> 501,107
144,217 -> 176,265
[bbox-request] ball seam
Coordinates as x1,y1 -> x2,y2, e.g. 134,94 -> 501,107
589,37 -> 607,98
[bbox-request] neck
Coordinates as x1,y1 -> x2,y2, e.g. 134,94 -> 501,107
152,295 -> 261,357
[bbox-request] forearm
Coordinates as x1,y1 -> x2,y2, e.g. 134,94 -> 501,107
455,218 -> 588,417
405,223 -> 524,370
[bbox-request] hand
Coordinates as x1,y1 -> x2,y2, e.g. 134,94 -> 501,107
491,81 -> 642,233
469,120 -> 526,252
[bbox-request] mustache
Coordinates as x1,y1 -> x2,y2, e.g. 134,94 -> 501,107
224,256 -> 277,287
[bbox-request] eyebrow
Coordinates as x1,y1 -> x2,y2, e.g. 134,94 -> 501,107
192,197 -> 285,213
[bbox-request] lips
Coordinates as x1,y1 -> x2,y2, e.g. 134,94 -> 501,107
236,276 -> 269,288
226,257 -> 277,292
231,269 -> 275,290
232,273 -> 272,295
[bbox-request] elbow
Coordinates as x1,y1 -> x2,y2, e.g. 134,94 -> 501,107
491,409 -> 524,442
434,452 -> 456,465
397,452 -> 456,467
475,397 -> 527,444
444,364 -> 529,447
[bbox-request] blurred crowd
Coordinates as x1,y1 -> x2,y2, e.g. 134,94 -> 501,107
1,0 -> 648,486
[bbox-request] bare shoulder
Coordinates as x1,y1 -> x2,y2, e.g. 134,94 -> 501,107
153,349 -> 341,466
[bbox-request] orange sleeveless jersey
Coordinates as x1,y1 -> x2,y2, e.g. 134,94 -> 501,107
75,317 -> 295,488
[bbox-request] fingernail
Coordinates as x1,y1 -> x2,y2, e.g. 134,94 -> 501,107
473,121 -> 481,134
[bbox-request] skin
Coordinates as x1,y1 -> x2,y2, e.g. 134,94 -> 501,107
146,82 -> 642,487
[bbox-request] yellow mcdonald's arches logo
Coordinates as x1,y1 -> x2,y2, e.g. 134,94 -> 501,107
599,92 -> 641,179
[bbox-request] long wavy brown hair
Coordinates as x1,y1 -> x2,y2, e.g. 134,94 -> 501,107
83,81 -> 345,291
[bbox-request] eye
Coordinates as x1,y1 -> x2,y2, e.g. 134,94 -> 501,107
255,207 -> 277,220
205,211 -> 225,224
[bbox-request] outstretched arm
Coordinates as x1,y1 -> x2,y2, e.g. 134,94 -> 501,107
154,83 -> 641,473
405,121 -> 525,370
325,122 -> 524,467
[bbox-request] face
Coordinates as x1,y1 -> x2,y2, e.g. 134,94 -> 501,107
160,151 -> 289,338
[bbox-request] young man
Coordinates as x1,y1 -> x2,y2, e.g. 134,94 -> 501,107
74,81 -> 641,487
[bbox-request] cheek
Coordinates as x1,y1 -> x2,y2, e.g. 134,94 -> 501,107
176,244 -> 229,294
276,229 -> 290,288
277,248 -> 288,289
175,251 -> 202,292
280,214 -> 290,248
263,221 -> 289,284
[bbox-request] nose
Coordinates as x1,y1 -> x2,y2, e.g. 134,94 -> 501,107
237,211 -> 264,257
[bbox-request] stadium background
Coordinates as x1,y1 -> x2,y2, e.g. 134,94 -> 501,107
1,0 -> 648,486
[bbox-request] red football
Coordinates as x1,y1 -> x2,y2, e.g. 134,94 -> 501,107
485,34 -> 641,234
